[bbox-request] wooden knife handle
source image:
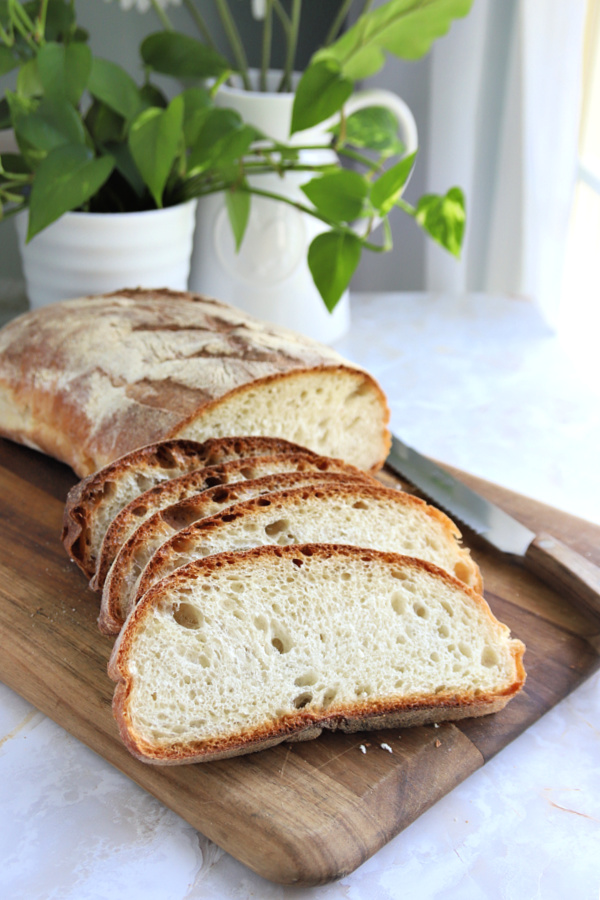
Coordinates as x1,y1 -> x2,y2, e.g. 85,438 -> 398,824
525,532 -> 600,626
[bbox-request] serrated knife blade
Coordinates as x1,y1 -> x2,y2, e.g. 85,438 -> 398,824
386,433 -> 600,625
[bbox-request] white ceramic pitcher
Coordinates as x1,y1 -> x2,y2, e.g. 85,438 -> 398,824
188,72 -> 417,343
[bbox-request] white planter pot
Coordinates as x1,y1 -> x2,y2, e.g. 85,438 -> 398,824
189,72 -> 417,344
15,200 -> 198,309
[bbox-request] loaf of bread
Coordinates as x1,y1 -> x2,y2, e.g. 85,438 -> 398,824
123,482 -> 481,627
0,289 -> 390,477
91,450 -> 373,592
63,435 -> 339,582
100,470 -> 372,634
108,544 -> 525,764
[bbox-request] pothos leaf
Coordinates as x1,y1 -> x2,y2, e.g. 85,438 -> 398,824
307,230 -> 362,311
412,186 -> 466,257
294,0 -> 474,131
128,95 -> 184,207
302,169 -> 368,222
27,143 -> 114,239
226,183 -> 250,252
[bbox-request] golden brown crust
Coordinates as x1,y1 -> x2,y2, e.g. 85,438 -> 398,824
134,481 -> 482,604
0,289 -> 390,476
109,544 -> 525,765
91,450 -> 374,593
62,436 -> 316,579
98,469 -> 370,635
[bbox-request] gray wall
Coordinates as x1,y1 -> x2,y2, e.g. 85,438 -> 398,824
0,1 -> 430,291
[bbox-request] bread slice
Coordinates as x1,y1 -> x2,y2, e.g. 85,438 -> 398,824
109,544 -> 525,765
0,289 -> 390,476
92,451 -> 373,592
100,470 -> 369,635
62,436 -> 325,581
130,482 -> 482,623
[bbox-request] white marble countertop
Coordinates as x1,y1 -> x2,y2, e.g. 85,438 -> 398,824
1,291 -> 599,900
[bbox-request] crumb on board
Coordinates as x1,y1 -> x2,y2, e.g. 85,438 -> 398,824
359,744 -> 367,754
380,743 -> 393,753
435,739 -> 442,748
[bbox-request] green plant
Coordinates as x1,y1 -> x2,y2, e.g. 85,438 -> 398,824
1,0 -> 472,312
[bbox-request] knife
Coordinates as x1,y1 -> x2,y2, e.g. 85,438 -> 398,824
386,433 -> 600,625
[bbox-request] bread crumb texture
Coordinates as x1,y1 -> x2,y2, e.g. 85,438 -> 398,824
113,546 -> 524,762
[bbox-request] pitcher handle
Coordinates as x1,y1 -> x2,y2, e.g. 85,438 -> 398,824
343,88 -> 418,156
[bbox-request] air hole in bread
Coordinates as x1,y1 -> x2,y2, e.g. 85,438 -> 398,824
430,651 -> 440,663
292,558 -> 303,567
135,475 -> 155,493
454,560 -> 472,583
163,507 -> 200,531
265,518 -> 291,538
390,591 -> 407,615
441,601 -> 454,617
322,687 -> 337,707
98,481 -> 116,500
458,642 -> 472,658
132,505 -> 148,518
257,498 -> 272,507
438,623 -> 450,638
341,571 -> 351,581
293,692 -> 313,709
481,646 -> 499,668
210,488 -> 231,503
228,581 -> 244,593
390,569 -> 408,580
347,383 -> 370,400
271,637 -> 285,653
154,446 -> 177,470
240,466 -> 258,479
295,671 -> 318,687
173,602 -> 204,629
355,684 -> 372,697
172,536 -> 196,553
413,603 -> 428,619
352,500 -> 369,510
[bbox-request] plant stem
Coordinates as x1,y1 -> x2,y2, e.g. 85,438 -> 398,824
260,0 -> 273,91
279,0 -> 301,91
148,0 -> 173,31
324,0 -> 354,46
0,20 -> 12,46
35,0 -> 49,43
182,0 -> 217,48
213,0 -> 251,89
7,0 -> 37,51
272,0 -> 291,34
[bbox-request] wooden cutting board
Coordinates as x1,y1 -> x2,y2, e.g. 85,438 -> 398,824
1,438 -> 599,886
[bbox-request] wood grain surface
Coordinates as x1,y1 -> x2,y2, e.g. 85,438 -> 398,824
1,438 -> 599,885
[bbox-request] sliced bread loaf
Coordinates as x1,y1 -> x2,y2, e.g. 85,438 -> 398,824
92,451 -> 373,592
0,289 -> 390,476
109,544 -> 525,764
130,483 -> 482,623
62,436 -> 324,581
100,470 -> 369,635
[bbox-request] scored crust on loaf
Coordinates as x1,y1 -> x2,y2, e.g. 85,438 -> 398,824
130,483 -> 482,624
0,289 -> 390,476
108,544 -> 525,765
100,470 -> 369,634
91,451 -> 375,593
62,436 -> 321,580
